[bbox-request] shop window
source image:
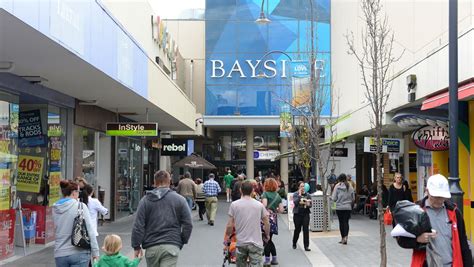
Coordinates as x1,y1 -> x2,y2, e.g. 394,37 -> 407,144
116,137 -> 142,219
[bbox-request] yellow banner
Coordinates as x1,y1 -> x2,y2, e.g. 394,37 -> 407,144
16,155 -> 44,193
0,184 -> 9,210
0,169 -> 11,210
49,172 -> 61,206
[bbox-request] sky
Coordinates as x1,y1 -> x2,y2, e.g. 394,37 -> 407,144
149,0 -> 205,19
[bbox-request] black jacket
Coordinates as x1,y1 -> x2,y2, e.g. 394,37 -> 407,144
293,192 -> 311,215
397,197 -> 472,266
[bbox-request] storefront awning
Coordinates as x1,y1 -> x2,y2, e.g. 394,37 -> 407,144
421,82 -> 474,110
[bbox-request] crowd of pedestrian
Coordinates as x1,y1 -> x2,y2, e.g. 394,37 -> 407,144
50,167 -> 472,267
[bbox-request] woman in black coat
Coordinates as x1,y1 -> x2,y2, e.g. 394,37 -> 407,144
292,181 -> 312,251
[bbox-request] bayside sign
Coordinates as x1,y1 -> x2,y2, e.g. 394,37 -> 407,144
210,59 -> 325,79
412,125 -> 449,151
106,123 -> 158,136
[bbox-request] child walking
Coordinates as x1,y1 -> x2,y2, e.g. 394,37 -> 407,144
94,234 -> 141,267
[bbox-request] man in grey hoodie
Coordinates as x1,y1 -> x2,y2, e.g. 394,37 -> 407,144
132,170 -> 193,266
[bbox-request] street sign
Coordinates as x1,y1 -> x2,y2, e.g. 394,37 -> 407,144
106,123 -> 158,136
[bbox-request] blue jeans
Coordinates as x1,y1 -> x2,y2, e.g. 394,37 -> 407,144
55,252 -> 90,267
185,196 -> 193,211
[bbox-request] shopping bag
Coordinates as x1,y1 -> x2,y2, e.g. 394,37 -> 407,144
384,209 -> 392,225
392,200 -> 431,237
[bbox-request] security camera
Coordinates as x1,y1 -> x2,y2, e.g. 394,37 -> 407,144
406,74 -> 417,91
407,74 -> 417,102
195,118 -> 204,126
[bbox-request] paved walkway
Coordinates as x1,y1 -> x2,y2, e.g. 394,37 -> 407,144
2,199 -> 412,267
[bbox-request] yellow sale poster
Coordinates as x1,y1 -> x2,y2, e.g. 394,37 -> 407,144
49,171 -> 61,206
16,155 -> 44,193
0,169 -> 11,210
0,185 -> 9,210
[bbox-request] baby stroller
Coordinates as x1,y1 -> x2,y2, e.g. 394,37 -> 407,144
222,230 -> 237,266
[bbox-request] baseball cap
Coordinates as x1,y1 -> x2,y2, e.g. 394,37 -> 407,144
208,173 -> 215,179
427,174 -> 451,198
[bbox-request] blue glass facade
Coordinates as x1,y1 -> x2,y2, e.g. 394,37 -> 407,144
205,0 -> 331,116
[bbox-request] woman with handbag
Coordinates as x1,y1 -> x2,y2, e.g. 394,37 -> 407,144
261,178 -> 283,266
53,180 -> 99,267
292,181 -> 312,252
332,173 -> 355,245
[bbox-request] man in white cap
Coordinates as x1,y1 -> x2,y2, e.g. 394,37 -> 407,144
399,174 -> 472,267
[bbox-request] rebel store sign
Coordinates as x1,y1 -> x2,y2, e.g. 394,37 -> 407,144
412,125 -> 449,151
161,139 -> 187,156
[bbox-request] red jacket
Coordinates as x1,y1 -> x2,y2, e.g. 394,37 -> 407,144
411,207 -> 463,266
399,197 -> 472,267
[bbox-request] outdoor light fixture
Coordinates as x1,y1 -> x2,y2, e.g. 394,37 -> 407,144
255,0 -> 271,24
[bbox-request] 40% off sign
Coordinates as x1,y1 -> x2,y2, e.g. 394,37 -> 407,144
16,155 -> 44,193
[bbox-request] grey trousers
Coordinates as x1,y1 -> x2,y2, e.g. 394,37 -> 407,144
145,244 -> 180,267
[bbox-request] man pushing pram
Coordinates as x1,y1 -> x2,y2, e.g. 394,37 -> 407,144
224,181 -> 270,267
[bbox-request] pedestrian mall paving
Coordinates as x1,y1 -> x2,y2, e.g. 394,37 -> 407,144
2,199 -> 412,267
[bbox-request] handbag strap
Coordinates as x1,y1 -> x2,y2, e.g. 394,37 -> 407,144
77,201 -> 84,217
267,193 -> 280,211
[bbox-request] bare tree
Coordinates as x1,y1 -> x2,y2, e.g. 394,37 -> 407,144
345,0 -> 403,266
281,75 -> 339,232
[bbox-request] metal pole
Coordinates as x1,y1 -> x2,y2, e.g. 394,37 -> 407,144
448,0 -> 463,214
309,0 -> 317,191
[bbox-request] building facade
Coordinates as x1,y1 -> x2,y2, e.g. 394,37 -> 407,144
332,0 -> 474,239
0,0 -> 199,260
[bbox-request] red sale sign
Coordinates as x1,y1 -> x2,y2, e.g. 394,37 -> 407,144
0,209 -> 15,260
22,204 -> 54,244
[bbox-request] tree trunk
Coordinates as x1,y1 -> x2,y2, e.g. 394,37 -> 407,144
319,164 -> 328,232
376,125 -> 387,267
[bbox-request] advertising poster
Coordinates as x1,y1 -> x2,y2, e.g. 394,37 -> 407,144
0,169 -> 11,210
279,104 -> 292,138
48,172 -> 61,206
0,209 -> 15,260
22,204 -> 55,244
16,155 -> 44,193
19,110 -> 45,147
287,192 -> 295,231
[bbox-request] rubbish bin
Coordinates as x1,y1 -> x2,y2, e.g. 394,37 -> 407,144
309,195 -> 331,232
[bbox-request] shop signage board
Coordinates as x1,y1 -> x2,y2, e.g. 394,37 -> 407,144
330,148 -> 348,157
363,137 -> 404,154
106,123 -> 158,136
16,155 -> 44,193
254,150 -> 280,161
161,139 -> 188,156
412,125 -> 449,151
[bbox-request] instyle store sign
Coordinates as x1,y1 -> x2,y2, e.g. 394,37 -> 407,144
412,126 -> 449,151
